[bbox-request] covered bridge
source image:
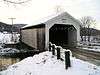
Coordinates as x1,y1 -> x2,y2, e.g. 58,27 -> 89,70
21,12 -> 81,51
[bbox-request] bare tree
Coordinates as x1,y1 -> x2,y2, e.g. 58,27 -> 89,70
80,16 -> 96,28
80,16 -> 96,42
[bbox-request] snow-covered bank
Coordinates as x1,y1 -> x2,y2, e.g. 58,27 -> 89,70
0,48 -> 20,54
0,32 -> 20,44
0,51 -> 100,75
78,42 -> 100,52
80,47 -> 100,52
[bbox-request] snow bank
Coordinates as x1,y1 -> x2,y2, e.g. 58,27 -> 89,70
77,44 -> 100,52
81,47 -> 100,52
0,51 -> 100,75
78,41 -> 100,52
0,32 -> 20,44
0,48 -> 20,54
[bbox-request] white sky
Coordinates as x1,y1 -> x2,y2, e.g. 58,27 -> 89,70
0,0 -> 100,29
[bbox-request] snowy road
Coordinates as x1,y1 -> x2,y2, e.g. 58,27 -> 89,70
70,48 -> 100,66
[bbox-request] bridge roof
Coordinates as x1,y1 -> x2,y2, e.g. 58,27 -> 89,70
22,12 -> 81,29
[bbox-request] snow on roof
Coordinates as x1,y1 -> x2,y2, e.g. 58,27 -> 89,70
22,12 -> 81,29
22,12 -> 66,28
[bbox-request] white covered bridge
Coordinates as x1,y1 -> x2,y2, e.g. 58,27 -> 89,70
21,12 -> 81,51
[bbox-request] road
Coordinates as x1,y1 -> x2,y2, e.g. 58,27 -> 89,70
69,48 -> 100,66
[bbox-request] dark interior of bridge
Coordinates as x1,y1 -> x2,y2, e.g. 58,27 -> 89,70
49,24 -> 72,47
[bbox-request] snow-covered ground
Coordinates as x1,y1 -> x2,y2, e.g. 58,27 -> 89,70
78,42 -> 100,52
0,51 -> 100,75
80,47 -> 100,52
0,32 -> 20,44
77,45 -> 100,52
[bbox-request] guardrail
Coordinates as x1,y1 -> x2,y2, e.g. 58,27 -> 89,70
49,42 -> 71,69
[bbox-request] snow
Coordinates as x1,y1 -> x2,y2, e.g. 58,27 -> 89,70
22,12 -> 80,28
22,12 -> 63,28
22,12 -> 65,28
78,42 -> 100,52
0,32 -> 20,44
80,47 -> 100,52
0,51 -> 100,75
0,48 -> 20,54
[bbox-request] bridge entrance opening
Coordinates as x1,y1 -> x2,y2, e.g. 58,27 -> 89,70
49,24 -> 77,48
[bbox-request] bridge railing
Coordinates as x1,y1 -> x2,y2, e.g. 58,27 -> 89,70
49,42 -> 71,69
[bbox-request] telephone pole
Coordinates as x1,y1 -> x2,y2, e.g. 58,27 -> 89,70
8,18 -> 16,32
8,18 -> 16,26
8,18 -> 16,42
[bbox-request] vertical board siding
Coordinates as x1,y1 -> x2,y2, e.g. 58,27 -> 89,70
21,29 -> 37,49
37,28 -> 45,51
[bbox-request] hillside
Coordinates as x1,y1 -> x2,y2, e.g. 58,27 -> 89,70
0,22 -> 27,33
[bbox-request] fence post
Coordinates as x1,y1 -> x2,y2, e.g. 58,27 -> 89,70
49,42 -> 52,51
57,47 -> 61,59
65,51 -> 71,69
52,44 -> 55,55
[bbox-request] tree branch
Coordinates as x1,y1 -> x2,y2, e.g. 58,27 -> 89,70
3,0 -> 31,4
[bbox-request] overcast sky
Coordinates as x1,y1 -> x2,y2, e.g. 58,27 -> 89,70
0,0 -> 100,29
